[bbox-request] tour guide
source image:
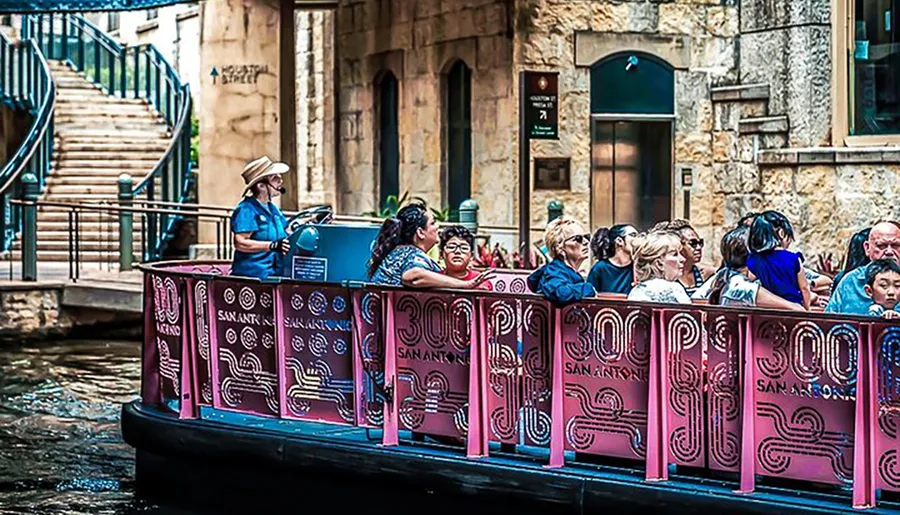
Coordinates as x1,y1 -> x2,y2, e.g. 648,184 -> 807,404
231,156 -> 295,279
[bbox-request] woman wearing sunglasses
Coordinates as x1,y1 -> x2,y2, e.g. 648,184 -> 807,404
654,219 -> 715,295
527,217 -> 596,306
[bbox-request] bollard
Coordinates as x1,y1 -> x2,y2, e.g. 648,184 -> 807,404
118,173 -> 134,272
547,200 -> 563,223
458,199 -> 479,234
21,173 -> 38,281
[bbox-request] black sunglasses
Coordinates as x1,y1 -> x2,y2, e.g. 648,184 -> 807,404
687,238 -> 705,248
567,234 -> 591,245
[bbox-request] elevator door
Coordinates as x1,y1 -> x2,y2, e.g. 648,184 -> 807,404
591,119 -> 672,231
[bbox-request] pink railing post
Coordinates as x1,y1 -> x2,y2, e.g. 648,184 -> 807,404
547,308 -> 565,468
179,279 -> 198,420
738,315 -> 756,493
351,290 -> 367,426
853,323 -> 877,509
208,280 -> 222,410
467,298 -> 488,458
646,309 -> 668,481
141,272 -> 161,405
382,291 -> 399,447
274,285 -> 289,419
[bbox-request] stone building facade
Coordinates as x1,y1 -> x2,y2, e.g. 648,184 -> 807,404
332,0 -> 900,263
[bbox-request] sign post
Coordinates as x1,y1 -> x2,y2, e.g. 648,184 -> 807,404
518,71 -> 559,268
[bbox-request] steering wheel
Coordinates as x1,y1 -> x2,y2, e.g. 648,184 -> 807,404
287,204 -> 333,233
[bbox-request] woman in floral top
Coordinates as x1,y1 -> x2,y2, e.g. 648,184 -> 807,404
367,203 -> 493,288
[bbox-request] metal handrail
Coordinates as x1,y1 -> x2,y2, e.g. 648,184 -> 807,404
0,25 -> 55,252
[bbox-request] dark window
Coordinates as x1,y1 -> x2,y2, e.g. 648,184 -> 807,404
445,60 -> 472,222
851,0 -> 899,135
108,12 -> 120,32
377,72 -> 400,209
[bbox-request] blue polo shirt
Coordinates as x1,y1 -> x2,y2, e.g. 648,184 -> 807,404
230,197 -> 288,279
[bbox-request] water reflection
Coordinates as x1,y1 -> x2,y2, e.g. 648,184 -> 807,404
0,340 -> 163,514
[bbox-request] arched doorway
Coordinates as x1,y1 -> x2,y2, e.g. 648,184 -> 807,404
590,52 -> 675,231
445,60 -> 472,221
376,71 -> 399,209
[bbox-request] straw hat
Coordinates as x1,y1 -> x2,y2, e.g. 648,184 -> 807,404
242,156 -> 290,194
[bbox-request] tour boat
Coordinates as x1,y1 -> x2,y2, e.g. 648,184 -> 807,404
124,241 -> 900,513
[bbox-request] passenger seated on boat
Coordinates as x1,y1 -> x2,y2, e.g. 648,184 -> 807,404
439,225 -> 493,290
368,203 -> 494,288
827,221 -> 900,315
527,217 -> 596,307
587,224 -> 637,295
695,226 -> 803,311
231,156 -> 312,280
627,231 -> 692,305
864,259 -> 900,319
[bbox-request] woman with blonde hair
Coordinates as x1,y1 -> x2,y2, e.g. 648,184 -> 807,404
627,231 -> 692,304
527,217 -> 596,306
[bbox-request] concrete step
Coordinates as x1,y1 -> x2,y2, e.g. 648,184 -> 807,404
54,141 -> 170,152
55,80 -> 104,91
55,111 -> 163,123
37,213 -> 150,224
56,128 -> 170,139
46,175 -> 148,186
54,151 -> 162,161
30,241 -> 138,252
28,230 -> 144,242
44,184 -> 121,195
738,115 -> 789,134
34,224 -> 146,236
52,159 -> 161,170
39,192 -> 124,202
56,94 -> 151,106
54,104 -> 155,116
9,249 -> 131,262
50,169 -> 153,181
56,123 -> 170,134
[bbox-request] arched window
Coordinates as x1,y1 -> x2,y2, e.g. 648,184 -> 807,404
376,72 -> 399,209
445,60 -> 472,221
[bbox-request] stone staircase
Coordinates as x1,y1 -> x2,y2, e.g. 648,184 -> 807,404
12,60 -> 169,263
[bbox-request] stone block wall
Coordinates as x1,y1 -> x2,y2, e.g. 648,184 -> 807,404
335,0 -> 516,224
296,10 -> 335,208
516,0 -> 739,257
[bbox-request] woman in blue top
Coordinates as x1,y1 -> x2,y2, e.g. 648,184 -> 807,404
587,224 -> 638,294
527,217 -> 596,306
368,202 -> 494,288
231,156 -> 312,279
747,210 -> 810,309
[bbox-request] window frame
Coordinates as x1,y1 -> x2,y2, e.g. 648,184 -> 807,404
833,0 -> 900,146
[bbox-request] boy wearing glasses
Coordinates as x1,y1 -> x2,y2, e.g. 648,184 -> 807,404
440,225 -> 493,290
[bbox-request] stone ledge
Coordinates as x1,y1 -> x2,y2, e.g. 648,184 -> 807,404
136,19 -> 159,34
739,115 -> 788,134
758,147 -> 900,166
710,83 -> 770,102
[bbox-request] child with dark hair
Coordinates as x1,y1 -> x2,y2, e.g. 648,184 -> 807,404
747,210 -> 811,309
699,226 -> 803,310
587,224 -> 638,294
439,225 -> 493,290
865,259 -> 900,318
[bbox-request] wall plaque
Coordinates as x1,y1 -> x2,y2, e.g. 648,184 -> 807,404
534,157 -> 570,190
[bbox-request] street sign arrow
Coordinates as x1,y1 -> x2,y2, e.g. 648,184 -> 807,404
210,66 -> 219,84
